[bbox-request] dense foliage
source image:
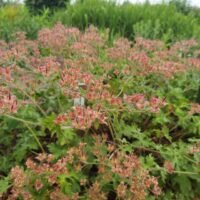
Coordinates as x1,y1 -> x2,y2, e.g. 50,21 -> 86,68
0,0 -> 3,7
25,0 -> 69,14
57,0 -> 200,41
0,0 -> 200,42
0,23 -> 199,199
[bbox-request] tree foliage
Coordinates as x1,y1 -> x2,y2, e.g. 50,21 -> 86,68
0,0 -> 4,6
25,0 -> 70,14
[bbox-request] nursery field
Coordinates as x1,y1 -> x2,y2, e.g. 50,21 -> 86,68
0,23 -> 200,199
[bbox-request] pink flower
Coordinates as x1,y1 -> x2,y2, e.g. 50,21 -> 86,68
55,114 -> 67,125
164,160 -> 174,174
124,94 -> 166,112
149,97 -> 166,113
0,67 -> 12,82
124,94 -> 147,109
69,106 -> 106,130
0,88 -> 18,113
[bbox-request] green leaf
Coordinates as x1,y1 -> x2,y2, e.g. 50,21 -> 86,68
40,114 -> 56,132
0,177 -> 11,196
174,175 -> 192,197
48,143 -> 68,159
58,173 -> 80,196
58,128 -> 77,146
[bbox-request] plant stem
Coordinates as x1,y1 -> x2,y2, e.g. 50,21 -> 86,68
107,117 -> 116,141
150,168 -> 199,175
173,170 -> 199,175
4,114 -> 40,126
25,123 -> 45,153
4,114 -> 44,153
184,155 -> 198,164
6,82 -> 47,116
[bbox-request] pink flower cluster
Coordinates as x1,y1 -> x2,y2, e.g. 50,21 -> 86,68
61,68 -> 92,88
107,38 -> 132,60
164,160 -> 174,174
0,67 -> 12,82
69,106 -> 107,130
60,68 -> 94,98
128,51 -> 149,66
54,114 -> 67,125
38,23 -> 69,52
187,58 -> 200,70
150,61 -> 187,78
86,80 -> 110,100
0,87 -> 18,113
111,152 -> 161,198
171,39 -> 198,53
124,94 -> 166,113
37,57 -> 61,76
135,37 -> 165,52
111,153 -> 140,178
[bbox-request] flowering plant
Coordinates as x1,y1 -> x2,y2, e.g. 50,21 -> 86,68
0,24 -> 200,200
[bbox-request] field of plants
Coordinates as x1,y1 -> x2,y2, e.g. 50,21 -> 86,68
0,22 -> 199,199
0,0 -> 200,200
0,0 -> 200,43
